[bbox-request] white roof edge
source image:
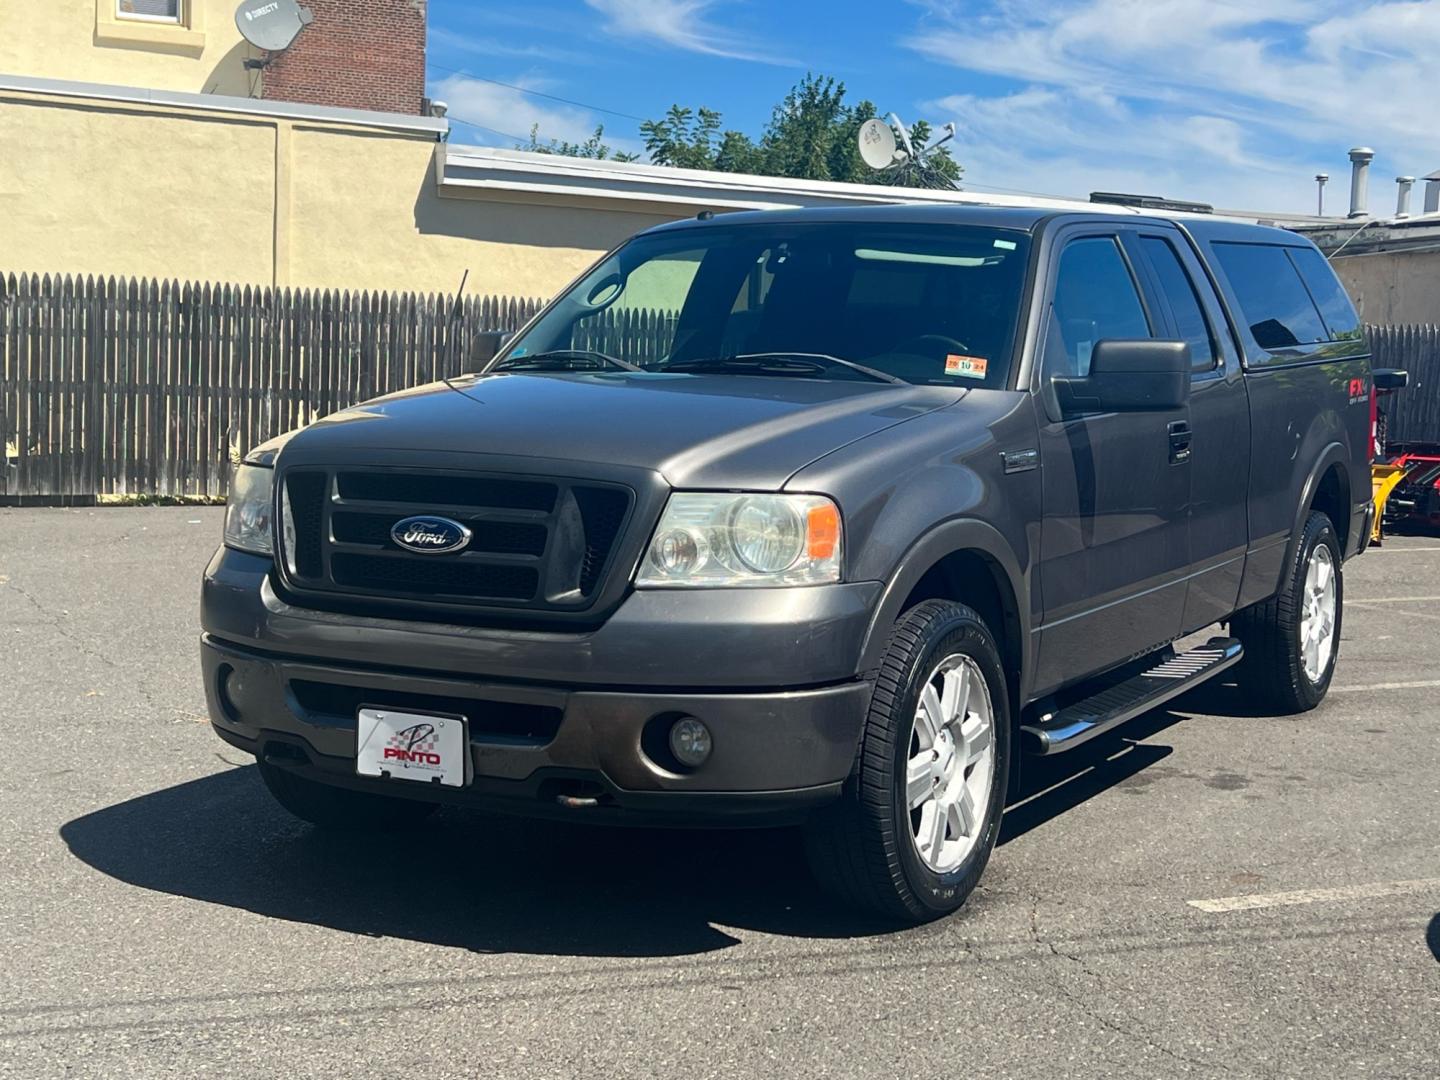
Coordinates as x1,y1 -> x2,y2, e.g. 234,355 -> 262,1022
1291,211 -> 1440,231
440,145 -> 1107,214
439,147 -> 1318,225
0,71 -> 448,137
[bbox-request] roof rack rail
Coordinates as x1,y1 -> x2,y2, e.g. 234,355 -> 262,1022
1090,192 -> 1214,214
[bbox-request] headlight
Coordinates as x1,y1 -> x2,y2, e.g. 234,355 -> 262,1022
636,493 -> 841,588
223,463 -> 276,556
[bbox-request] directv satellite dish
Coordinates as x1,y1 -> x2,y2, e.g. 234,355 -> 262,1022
236,0 -> 314,53
858,118 -> 901,170
858,112 -> 962,192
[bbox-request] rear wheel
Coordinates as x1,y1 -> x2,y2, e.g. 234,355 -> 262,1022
804,599 -> 1010,922
258,761 -> 439,830
1231,510 -> 1343,712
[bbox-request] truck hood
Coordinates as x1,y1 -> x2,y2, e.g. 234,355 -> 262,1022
281,371 -> 961,489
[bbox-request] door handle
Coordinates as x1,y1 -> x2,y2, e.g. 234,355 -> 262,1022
1168,420 -> 1192,464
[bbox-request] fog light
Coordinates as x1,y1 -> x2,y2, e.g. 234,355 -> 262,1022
668,716 -> 712,768
215,663 -> 241,724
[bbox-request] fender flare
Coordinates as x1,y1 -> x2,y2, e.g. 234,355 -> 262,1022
1285,441 -> 1351,570
856,518 -> 1033,696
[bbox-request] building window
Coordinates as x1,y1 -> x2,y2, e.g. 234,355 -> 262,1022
96,0 -> 203,50
117,0 -> 182,23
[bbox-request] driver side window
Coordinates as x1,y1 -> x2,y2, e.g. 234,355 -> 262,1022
1044,237 -> 1151,377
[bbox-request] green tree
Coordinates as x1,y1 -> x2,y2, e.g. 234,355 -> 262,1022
639,73 -> 962,188
713,129 -> 762,174
639,106 -> 725,170
760,74 -> 849,181
519,124 -> 638,162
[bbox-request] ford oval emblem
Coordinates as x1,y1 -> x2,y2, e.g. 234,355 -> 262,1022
390,516 -> 472,555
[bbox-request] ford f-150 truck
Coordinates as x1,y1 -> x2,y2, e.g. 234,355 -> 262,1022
203,204 -> 1373,922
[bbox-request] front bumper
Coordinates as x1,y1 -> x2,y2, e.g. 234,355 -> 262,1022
201,547 -> 877,824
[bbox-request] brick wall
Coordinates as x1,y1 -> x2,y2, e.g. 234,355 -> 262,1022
262,0 -> 427,115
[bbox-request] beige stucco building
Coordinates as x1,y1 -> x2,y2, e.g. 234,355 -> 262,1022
0,0 -> 660,295
1297,220 -> 1440,326
0,1 -> 1100,300
1,0 -> 255,96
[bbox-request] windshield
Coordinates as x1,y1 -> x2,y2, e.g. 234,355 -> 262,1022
494,222 -> 1032,387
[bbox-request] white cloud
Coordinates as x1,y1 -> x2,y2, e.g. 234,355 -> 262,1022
431,73 -> 644,157
932,86 -> 1317,211
583,0 -> 793,64
909,1 -> 1440,213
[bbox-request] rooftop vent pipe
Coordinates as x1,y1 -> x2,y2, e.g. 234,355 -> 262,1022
1348,147 -> 1374,218
1424,170 -> 1440,215
1314,173 -> 1329,216
1395,176 -> 1415,218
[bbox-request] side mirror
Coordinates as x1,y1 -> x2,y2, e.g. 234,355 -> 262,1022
1052,339 -> 1191,415
1373,368 -> 1408,391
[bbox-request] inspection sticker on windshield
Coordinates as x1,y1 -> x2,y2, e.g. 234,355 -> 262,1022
945,354 -> 988,380
356,708 -> 468,787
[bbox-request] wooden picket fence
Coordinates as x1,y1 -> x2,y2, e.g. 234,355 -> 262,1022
0,275 -> 679,504
0,273 -> 553,501
1366,324 -> 1440,449
1,268 -> 1436,501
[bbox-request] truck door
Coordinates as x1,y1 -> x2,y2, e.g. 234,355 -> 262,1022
1033,228 -> 1191,695
1131,230 -> 1250,630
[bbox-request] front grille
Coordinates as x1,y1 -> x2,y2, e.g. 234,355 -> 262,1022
330,553 -> 539,599
335,472 -> 557,512
288,679 -> 563,744
280,467 -> 635,614
331,512 -> 547,555
573,487 -> 630,595
286,471 -> 327,578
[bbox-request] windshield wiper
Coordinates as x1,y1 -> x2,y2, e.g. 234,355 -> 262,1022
493,349 -> 644,373
666,352 -> 904,385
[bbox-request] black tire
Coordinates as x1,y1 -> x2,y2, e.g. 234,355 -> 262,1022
258,761 -> 439,830
1230,510 -> 1343,713
804,599 -> 1011,923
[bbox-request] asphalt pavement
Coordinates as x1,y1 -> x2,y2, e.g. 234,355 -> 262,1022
2,507 -> 1437,1078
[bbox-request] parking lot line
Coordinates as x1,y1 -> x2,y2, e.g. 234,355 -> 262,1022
1330,679 -> 1440,693
1368,546 -> 1440,552
1346,595 -> 1440,603
1188,878 -> 1440,913
1346,604 -> 1440,622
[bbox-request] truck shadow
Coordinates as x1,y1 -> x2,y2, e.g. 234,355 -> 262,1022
1428,913 -> 1440,965
61,711 -> 1193,958
61,766 -> 872,958
1170,677 -> 1305,719
999,708 -> 1184,845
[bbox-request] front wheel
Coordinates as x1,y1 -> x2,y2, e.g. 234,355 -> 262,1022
804,599 -> 1010,922
1231,510 -> 1343,713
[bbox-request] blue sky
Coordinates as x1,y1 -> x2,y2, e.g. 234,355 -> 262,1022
425,0 -> 1440,215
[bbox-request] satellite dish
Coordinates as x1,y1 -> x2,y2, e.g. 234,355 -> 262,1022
858,118 -> 900,170
235,0 -> 314,53
859,112 -> 962,192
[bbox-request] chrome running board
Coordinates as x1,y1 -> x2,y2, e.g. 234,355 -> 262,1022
1021,637 -> 1244,755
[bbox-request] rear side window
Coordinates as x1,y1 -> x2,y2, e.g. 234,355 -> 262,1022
1288,246 -> 1362,341
1140,237 -> 1216,371
1210,242 -> 1329,356
1046,237 -> 1151,377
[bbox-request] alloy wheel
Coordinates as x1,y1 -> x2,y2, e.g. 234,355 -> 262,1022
1299,542 -> 1337,683
905,653 -> 997,873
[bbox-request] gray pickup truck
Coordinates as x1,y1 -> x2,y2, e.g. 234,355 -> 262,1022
203,204 -> 1373,921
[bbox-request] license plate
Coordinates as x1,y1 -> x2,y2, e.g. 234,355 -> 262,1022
356,708 -> 468,788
